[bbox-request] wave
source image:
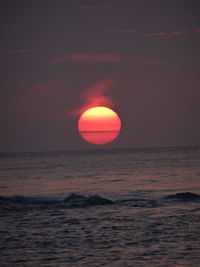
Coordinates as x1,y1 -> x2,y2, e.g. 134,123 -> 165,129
117,198 -> 159,208
1,192 -> 199,211
63,193 -> 113,207
164,192 -> 200,201
0,193 -> 113,210
0,195 -> 59,205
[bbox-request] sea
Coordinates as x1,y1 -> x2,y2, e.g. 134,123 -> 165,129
0,146 -> 200,266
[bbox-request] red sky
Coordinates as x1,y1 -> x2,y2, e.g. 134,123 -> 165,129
0,0 -> 200,152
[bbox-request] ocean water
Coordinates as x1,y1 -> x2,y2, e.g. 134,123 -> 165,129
0,146 -> 200,266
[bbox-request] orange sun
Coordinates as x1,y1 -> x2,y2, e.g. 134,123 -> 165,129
78,106 -> 121,145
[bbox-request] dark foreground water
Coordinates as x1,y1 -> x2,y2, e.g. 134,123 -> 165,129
0,146 -> 200,266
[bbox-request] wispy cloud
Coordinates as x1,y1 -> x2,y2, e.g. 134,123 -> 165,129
146,32 -> 167,37
146,30 -> 188,37
80,5 -> 93,10
168,30 -> 189,36
121,59 -> 166,71
52,51 -> 166,72
135,59 -> 166,65
0,49 -> 33,54
105,28 -> 136,34
14,78 -> 117,120
117,29 -> 136,33
80,0 -> 122,10
14,79 -> 66,119
196,28 -> 200,33
70,79 -> 116,117
52,53 -> 122,65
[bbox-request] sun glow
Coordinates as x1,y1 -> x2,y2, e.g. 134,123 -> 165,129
78,106 -> 121,145
81,106 -> 117,118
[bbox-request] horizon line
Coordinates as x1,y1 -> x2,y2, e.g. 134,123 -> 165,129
80,130 -> 120,133
0,144 -> 200,155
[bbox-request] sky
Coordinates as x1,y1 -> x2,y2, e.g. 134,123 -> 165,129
0,0 -> 200,152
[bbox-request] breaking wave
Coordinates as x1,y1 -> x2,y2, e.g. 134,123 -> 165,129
165,192 -> 200,201
1,192 -> 199,211
0,193 -> 113,210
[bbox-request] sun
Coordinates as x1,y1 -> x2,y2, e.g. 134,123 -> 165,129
78,106 -> 121,145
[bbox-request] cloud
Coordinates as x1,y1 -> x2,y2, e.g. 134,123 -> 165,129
52,50 -> 166,76
116,29 -> 136,33
146,30 -> 188,37
135,59 -> 166,65
70,79 -> 116,117
0,49 -> 33,54
52,53 -> 122,65
146,32 -> 167,37
80,5 -> 92,10
26,81 -> 58,99
52,52 -> 166,72
168,30 -> 189,36
105,28 -> 136,34
121,59 -> 166,71
196,28 -> 200,33
13,78 -> 117,121
80,0 -> 122,10
14,79 -> 66,119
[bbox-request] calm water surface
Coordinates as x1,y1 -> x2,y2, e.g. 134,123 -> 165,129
0,146 -> 200,266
